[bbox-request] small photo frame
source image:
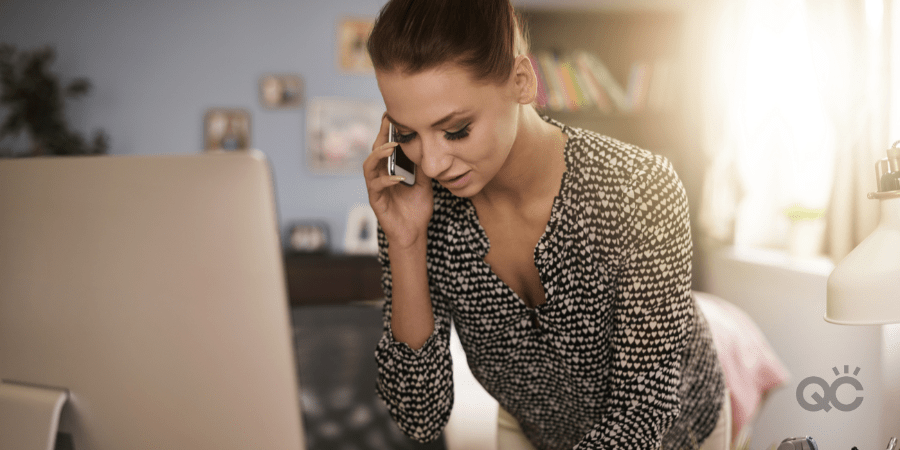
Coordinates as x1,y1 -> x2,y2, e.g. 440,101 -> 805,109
259,74 -> 304,109
338,18 -> 374,74
204,108 -> 251,151
344,204 -> 378,255
306,97 -> 383,174
288,221 -> 330,253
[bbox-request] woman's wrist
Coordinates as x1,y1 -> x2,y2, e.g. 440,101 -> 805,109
385,227 -> 428,253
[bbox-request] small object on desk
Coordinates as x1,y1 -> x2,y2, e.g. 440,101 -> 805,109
778,436 -> 818,450
886,436 -> 897,450
344,204 -> 378,255
288,221 -> 330,253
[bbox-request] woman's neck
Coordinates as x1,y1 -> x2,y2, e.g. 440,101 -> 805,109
473,106 -> 568,209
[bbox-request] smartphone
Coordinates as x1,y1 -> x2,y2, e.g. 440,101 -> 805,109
387,123 -> 416,186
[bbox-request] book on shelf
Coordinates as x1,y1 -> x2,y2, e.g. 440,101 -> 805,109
527,53 -> 549,109
534,51 -> 566,111
572,50 -> 629,112
557,56 -> 590,110
531,50 -> 677,115
573,54 -> 614,114
554,56 -> 579,111
626,60 -> 652,113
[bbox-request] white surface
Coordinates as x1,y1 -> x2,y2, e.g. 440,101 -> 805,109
0,381 -> 68,450
0,151 -> 305,450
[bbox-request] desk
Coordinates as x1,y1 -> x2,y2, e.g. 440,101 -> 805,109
284,253 -> 383,306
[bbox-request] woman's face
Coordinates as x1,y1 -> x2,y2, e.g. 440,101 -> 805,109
376,63 -> 521,198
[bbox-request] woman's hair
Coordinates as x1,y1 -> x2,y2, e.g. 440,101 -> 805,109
366,0 -> 528,84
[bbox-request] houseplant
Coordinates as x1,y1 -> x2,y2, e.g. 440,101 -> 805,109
0,44 -> 108,157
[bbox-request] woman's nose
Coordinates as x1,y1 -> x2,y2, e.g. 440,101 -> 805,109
419,139 -> 453,179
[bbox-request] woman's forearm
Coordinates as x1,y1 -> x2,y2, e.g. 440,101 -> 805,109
387,238 -> 434,350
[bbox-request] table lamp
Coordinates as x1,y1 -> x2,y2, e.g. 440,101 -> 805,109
826,141 -> 900,325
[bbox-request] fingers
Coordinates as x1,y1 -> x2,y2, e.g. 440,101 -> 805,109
366,170 -> 406,210
369,174 -> 407,192
371,113 -> 392,152
363,140 -> 399,180
364,113 -> 397,180
363,113 -> 407,203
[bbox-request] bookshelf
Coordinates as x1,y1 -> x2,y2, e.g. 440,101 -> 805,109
521,7 -> 706,283
521,8 -> 689,150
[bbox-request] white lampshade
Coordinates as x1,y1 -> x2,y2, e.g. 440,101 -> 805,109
826,143 -> 900,325
826,196 -> 900,324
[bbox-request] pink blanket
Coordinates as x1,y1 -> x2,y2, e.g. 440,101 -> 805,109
695,291 -> 790,440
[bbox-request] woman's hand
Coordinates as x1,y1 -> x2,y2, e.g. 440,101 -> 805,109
363,115 -> 434,250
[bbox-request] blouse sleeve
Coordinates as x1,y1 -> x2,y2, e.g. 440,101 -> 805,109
373,225 -> 454,443
575,156 -> 694,449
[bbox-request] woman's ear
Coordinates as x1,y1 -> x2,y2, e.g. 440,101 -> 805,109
512,54 -> 537,105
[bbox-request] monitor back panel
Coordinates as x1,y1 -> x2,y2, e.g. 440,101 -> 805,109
0,151 -> 305,449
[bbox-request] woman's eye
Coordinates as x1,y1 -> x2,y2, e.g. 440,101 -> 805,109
393,131 -> 416,144
444,124 -> 471,141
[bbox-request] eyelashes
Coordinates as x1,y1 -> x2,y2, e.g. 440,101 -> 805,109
445,124 -> 470,141
391,123 -> 471,143
392,130 -> 415,144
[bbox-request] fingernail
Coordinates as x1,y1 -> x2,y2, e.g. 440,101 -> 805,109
389,175 -> 406,182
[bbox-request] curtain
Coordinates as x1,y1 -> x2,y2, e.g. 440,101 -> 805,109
816,0 -> 891,261
694,0 -> 893,261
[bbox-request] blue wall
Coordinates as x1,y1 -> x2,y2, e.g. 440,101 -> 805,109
0,0 -> 387,251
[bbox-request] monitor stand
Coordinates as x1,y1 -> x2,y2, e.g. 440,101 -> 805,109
0,380 -> 68,450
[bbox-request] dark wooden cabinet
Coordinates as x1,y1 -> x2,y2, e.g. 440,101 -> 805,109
283,253 -> 383,306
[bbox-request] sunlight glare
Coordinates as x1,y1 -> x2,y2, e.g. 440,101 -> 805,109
713,0 -> 835,251
866,0 -> 883,35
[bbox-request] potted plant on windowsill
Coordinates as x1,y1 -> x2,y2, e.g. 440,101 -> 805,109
0,45 -> 108,157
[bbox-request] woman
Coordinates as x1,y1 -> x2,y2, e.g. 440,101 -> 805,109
362,0 -> 728,448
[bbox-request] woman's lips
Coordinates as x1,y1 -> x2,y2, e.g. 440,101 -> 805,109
443,171 -> 471,189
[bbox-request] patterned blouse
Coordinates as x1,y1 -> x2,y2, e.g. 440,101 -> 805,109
374,119 -> 726,450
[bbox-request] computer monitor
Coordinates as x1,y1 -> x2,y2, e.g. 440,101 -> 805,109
0,151 -> 306,449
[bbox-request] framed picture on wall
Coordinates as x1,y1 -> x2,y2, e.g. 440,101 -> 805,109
338,18 -> 374,74
259,74 -> 304,109
306,97 -> 382,174
204,108 -> 251,151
